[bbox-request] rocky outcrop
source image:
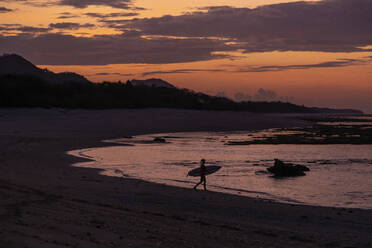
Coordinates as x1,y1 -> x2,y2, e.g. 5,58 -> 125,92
267,159 -> 310,177
153,137 -> 166,143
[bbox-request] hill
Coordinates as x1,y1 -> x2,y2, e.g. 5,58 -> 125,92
0,73 -> 362,114
0,54 -> 364,114
130,79 -> 176,88
0,54 -> 89,84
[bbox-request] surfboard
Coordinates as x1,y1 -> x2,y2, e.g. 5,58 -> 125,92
187,165 -> 221,177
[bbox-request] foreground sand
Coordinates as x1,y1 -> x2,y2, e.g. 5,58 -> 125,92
0,108 -> 371,248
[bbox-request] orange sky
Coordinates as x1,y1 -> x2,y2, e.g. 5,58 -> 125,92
1,0 -> 371,112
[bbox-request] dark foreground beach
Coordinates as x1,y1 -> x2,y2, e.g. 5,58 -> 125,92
1,108 -> 371,248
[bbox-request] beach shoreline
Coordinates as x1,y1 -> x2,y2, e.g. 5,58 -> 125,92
69,132 -> 372,210
1,108 -> 371,247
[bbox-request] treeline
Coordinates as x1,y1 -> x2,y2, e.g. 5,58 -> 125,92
0,74 -> 355,113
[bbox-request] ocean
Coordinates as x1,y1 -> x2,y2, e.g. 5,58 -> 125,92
69,118 -> 372,209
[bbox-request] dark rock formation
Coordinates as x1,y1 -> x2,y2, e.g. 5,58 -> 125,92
153,137 -> 166,143
267,159 -> 310,177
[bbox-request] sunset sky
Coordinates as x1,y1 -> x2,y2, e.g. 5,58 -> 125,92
1,0 -> 371,112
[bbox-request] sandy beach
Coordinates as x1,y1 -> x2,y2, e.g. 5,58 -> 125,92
1,108 -> 371,248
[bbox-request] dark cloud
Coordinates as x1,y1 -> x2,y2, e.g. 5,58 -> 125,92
85,12 -> 139,19
0,6 -> 13,12
120,29 -> 142,38
0,25 -> 16,31
57,12 -> 79,19
124,0 -> 372,53
57,0 -> 132,9
94,72 -> 133,76
49,22 -> 95,30
57,16 -> 74,19
98,19 -> 132,30
17,26 -> 51,33
0,33 -> 233,65
0,24 -> 50,33
131,6 -> 146,11
0,24 -> 20,28
0,0 -> 138,9
142,58 -> 372,75
2,0 -> 371,66
142,69 -> 225,77
0,0 -> 55,8
237,58 -> 371,73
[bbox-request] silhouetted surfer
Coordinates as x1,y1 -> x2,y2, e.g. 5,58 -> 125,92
194,159 -> 207,190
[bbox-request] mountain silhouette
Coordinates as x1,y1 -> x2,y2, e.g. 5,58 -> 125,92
130,78 -> 175,88
0,54 -> 90,84
0,53 -> 364,114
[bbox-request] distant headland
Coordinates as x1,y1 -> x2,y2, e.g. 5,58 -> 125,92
0,54 -> 363,114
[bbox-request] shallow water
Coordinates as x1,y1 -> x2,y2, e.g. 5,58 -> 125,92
69,130 -> 372,209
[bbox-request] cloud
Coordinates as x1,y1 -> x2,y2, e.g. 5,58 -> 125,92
0,0 -> 55,8
17,26 -> 51,33
0,6 -> 13,12
142,58 -> 372,75
0,0 -> 137,9
0,24 -> 51,33
94,72 -> 134,76
2,0 -> 372,66
98,19 -> 133,30
2,25 -> 369,68
85,12 -> 139,19
142,69 -> 226,77
57,0 -> 132,9
0,33 -> 233,65
49,22 -> 95,30
236,58 -> 371,72
57,12 -> 79,19
0,25 -> 16,31
124,0 -> 372,53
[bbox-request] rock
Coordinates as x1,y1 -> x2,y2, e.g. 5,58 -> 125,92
294,164 -> 310,172
267,159 -> 310,177
153,137 -> 166,143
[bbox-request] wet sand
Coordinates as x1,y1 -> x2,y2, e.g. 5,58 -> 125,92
0,108 -> 371,248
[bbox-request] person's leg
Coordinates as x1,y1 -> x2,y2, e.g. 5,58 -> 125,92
194,179 -> 202,189
203,176 -> 207,190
